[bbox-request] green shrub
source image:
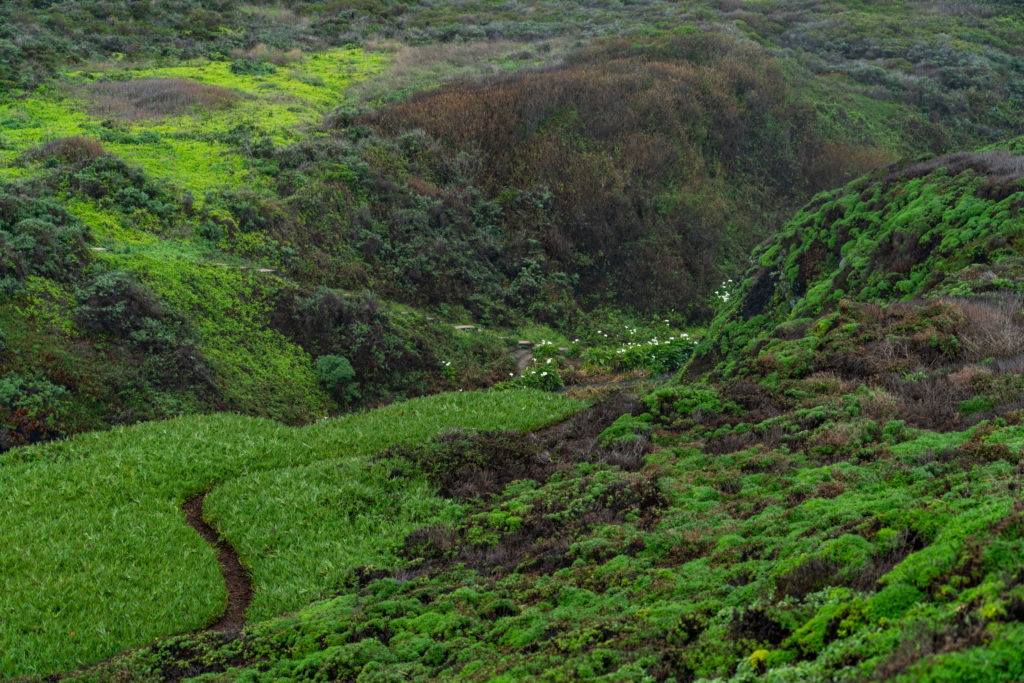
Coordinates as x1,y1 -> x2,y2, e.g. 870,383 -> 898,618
643,385 -> 736,421
0,189 -> 90,282
0,372 -> 69,419
597,413 -> 653,448
495,365 -> 564,392
74,271 -> 215,391
960,395 -> 995,416
315,354 -> 359,403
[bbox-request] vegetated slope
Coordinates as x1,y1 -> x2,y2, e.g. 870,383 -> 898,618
60,143 -> 1024,682
369,32 -> 891,317
729,0 -> 1024,153
217,3 -> 1024,322
3,2 -> 1024,449
0,152 -> 515,452
0,0 -> 696,90
0,389 -> 581,678
691,140 -> 1024,389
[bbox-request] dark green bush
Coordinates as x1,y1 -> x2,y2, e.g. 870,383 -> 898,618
74,272 -> 168,343
314,354 -> 359,404
74,272 -> 215,392
272,288 -> 433,401
69,156 -> 175,219
0,202 -> 89,282
0,372 -> 69,421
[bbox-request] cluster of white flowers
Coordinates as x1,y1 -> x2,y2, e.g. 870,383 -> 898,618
714,279 -> 735,303
612,333 -> 698,357
507,365 -> 561,388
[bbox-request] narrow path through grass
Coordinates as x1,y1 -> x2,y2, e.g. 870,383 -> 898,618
182,494 -> 252,633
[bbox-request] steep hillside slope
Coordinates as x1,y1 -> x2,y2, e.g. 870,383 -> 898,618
370,33 -> 889,315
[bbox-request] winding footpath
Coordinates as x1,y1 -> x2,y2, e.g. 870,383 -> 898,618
182,494 -> 253,632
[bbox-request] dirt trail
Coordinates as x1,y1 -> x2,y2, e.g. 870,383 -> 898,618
182,494 -> 253,633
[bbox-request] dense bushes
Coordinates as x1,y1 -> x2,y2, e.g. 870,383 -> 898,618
266,130 -> 574,324
0,187 -> 90,287
272,288 -> 438,402
372,33 -> 891,316
74,271 -> 216,392
188,31 -> 902,323
314,354 -> 358,404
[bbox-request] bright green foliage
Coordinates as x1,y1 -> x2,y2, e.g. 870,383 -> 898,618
0,389 -> 581,677
67,409 -> 1024,682
65,131 -> 1024,681
691,137 -> 1024,384
2,2 -> 1024,681
597,413 -> 653,448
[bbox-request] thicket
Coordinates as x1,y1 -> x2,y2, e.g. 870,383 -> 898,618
369,32 -> 893,317
225,31 -> 898,324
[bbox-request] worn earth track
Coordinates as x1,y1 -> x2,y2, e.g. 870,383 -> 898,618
182,494 -> 253,632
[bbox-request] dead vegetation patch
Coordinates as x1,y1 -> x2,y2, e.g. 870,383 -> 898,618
21,136 -> 107,165
871,611 -> 990,680
887,149 -> 1024,186
403,466 -> 666,577
811,295 -> 1024,430
382,394 -> 652,501
84,78 -> 241,120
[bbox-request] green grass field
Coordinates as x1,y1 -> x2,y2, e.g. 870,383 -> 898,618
0,389 -> 582,677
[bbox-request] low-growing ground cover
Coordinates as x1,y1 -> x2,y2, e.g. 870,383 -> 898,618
0,389 -> 582,678
0,47 -> 389,192
61,408 -> 1024,681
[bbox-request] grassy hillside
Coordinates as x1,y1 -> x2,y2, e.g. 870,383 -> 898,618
50,140 -> 1024,682
0,389 -> 581,677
